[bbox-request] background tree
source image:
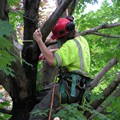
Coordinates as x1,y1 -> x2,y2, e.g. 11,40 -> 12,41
0,0 -> 120,120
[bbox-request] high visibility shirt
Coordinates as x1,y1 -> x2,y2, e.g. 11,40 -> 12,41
54,36 -> 90,77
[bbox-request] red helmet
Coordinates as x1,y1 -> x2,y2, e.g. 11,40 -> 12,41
51,18 -> 71,40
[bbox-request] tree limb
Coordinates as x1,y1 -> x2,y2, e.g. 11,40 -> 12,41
68,0 -> 79,15
0,0 -> 9,20
77,22 -> 120,37
88,58 -> 118,90
89,32 -> 120,38
41,0 -> 73,41
84,72 -> 120,119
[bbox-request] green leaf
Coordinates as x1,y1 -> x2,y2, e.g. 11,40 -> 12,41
0,19 -> 14,36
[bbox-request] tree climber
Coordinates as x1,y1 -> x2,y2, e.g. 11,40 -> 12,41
29,16 -> 91,120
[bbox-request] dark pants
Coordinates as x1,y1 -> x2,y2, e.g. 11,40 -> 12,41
29,84 -> 60,120
29,80 -> 85,120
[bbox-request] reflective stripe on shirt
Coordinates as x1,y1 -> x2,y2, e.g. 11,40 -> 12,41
74,39 -> 84,71
54,36 -> 90,77
54,52 -> 62,66
73,39 -> 89,77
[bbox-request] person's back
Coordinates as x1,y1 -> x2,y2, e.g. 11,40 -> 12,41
54,35 -> 90,76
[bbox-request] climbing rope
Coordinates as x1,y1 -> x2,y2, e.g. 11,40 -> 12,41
48,76 -> 58,120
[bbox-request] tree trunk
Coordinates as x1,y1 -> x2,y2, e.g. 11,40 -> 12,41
22,0 -> 41,98
0,0 -> 9,20
1,0 -> 41,119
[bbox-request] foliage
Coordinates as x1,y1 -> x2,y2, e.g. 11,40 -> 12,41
53,103 -> 111,120
30,109 -> 49,117
73,0 -> 120,119
8,0 -> 20,6
0,92 -> 12,120
75,0 -> 120,76
8,0 -> 24,43
0,114 -> 11,120
8,0 -> 22,25
0,19 -> 15,76
53,103 -> 86,120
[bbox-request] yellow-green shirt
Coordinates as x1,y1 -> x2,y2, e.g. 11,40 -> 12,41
54,36 -> 90,77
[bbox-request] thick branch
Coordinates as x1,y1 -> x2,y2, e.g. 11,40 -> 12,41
84,72 -> 120,119
78,22 -> 120,37
68,0 -> 79,15
41,0 -> 73,41
89,32 -> 120,38
0,0 -> 9,20
88,58 -> 118,90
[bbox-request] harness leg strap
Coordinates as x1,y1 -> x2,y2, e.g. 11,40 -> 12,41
60,83 -> 68,103
71,74 -> 82,97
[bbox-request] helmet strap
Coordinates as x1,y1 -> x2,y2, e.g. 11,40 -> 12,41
57,36 -> 68,48
57,40 -> 62,48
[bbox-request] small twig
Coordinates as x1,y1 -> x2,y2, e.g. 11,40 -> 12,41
77,22 -> 120,38
90,32 -> 120,38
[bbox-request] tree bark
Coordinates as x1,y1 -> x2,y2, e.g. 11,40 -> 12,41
78,22 -> 120,38
0,0 -> 9,20
22,0 -> 41,99
68,0 -> 79,15
41,0 -> 73,41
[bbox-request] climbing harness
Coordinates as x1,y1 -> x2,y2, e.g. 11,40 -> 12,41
58,67 -> 92,104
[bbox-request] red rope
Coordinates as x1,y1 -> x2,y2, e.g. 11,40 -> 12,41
48,83 -> 56,120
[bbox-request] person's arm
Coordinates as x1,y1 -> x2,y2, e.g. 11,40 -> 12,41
33,29 -> 55,66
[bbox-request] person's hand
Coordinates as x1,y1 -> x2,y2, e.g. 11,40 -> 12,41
33,28 -> 42,43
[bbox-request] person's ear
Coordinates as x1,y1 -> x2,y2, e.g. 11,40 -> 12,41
66,22 -> 75,31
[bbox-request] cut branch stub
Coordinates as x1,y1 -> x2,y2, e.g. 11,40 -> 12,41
41,0 -> 73,41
